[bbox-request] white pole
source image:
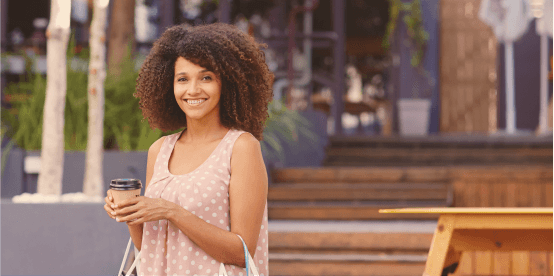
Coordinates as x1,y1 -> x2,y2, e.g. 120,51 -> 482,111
538,33 -> 549,134
505,42 -> 517,134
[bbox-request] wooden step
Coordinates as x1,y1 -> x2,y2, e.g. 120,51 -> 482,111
268,182 -> 451,202
327,134 -> 553,148
269,232 -> 433,252
272,167 -> 450,183
269,254 -> 426,276
272,166 -> 552,183
268,202 -> 442,220
267,220 -> 435,275
324,135 -> 553,166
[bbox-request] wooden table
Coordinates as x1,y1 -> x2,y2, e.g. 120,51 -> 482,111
379,208 -> 553,276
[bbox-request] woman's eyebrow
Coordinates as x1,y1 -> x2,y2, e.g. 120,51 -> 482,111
175,70 -> 211,76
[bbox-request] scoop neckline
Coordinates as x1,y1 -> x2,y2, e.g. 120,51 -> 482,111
166,129 -> 232,176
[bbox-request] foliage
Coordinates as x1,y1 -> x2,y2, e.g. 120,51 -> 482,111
262,101 -> 318,162
103,48 -> 171,151
3,39 -> 92,151
383,0 -> 429,68
2,45 -> 318,159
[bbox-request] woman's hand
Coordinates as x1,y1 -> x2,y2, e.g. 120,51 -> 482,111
113,196 -> 180,226
103,189 -> 117,220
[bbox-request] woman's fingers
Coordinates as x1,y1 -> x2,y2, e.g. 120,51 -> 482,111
104,204 -> 116,219
117,211 -> 142,223
115,204 -> 140,216
106,189 -> 114,202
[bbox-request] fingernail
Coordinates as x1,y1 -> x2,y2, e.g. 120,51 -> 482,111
116,218 -> 120,222
111,211 -> 116,215
114,204 -> 118,208
111,204 -> 115,208
109,197 -> 112,200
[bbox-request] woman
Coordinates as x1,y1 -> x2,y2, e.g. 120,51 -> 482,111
104,23 -> 273,276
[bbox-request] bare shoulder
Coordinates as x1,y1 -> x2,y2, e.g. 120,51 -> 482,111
148,136 -> 166,157
145,136 -> 167,188
233,132 -> 261,154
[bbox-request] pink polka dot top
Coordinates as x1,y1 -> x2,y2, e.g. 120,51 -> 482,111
139,129 -> 269,276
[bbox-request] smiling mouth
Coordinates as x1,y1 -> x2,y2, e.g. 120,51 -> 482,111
185,99 -> 207,105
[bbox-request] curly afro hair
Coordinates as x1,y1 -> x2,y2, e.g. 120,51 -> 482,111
134,23 -> 274,140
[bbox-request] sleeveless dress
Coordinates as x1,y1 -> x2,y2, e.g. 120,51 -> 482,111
139,129 -> 269,276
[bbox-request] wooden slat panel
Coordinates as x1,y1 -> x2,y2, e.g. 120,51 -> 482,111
530,251 -> 549,275
479,181 -> 491,207
531,183 -> 544,207
547,252 -> 554,275
493,252 -> 512,275
518,182 -> 531,207
546,183 -> 553,207
453,180 -> 466,207
453,251 -> 474,275
269,261 -> 425,276
506,182 -> 518,207
493,182 -> 506,207
474,251 -> 493,275
512,251 -> 531,275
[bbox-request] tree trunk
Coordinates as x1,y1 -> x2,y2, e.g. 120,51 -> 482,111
83,0 -> 109,199
37,0 -> 71,195
107,0 -> 135,75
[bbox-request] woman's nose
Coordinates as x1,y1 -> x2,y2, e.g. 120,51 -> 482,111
188,80 -> 201,94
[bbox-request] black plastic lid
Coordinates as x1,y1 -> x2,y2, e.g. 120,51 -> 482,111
110,178 -> 142,190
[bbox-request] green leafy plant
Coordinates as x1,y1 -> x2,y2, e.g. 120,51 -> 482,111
2,39 -> 91,151
383,0 -> 429,68
262,100 -> 319,162
2,43 -> 318,160
103,47 -> 169,151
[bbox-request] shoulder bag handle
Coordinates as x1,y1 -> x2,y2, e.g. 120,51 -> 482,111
219,234 -> 260,276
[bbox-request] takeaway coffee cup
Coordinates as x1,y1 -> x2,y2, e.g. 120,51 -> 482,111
110,178 -> 142,205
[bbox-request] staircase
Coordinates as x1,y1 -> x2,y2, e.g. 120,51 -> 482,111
267,167 -> 452,275
266,135 -> 553,275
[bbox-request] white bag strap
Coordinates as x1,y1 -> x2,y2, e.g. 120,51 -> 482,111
219,234 -> 259,276
119,237 -> 142,276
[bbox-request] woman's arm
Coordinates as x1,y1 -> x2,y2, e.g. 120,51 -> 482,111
126,136 -> 166,251
115,133 -> 268,267
169,133 -> 268,267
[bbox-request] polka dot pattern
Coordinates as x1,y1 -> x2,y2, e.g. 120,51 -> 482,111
139,129 -> 269,276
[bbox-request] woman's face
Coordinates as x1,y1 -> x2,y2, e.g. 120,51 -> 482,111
173,57 -> 221,122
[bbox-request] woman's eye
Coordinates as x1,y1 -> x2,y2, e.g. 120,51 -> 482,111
178,77 -> 187,82
202,76 -> 212,81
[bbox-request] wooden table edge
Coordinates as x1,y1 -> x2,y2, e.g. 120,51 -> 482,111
378,207 -> 554,214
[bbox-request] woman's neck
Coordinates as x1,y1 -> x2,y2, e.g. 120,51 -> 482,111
181,116 -> 228,143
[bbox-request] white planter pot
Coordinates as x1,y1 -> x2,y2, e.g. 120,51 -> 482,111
397,98 -> 432,136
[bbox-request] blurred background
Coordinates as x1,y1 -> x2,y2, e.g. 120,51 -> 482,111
1,0 -> 553,275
